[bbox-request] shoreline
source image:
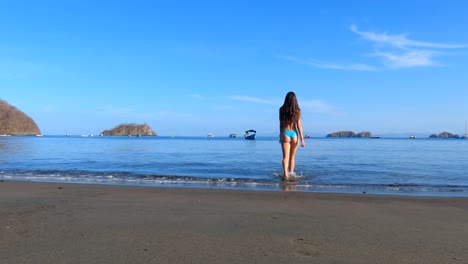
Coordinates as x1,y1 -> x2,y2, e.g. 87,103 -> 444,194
2,178 -> 468,198
1,181 -> 468,263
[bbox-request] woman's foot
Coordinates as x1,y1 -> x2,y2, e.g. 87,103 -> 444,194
283,174 -> 297,182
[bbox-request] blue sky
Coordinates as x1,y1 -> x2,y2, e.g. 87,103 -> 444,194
1,0 -> 467,136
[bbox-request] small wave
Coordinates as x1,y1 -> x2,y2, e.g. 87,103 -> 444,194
1,169 -> 467,196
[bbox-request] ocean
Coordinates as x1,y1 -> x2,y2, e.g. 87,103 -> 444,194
1,135 -> 467,196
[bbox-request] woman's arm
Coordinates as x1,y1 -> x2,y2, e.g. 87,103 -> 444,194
296,118 -> 306,147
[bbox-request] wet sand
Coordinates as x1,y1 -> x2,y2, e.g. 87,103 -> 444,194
1,181 -> 467,263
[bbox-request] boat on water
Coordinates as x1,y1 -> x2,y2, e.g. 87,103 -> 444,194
0,134 -> 11,137
244,130 -> 256,140
229,133 -> 236,138
207,133 -> 214,138
464,121 -> 468,139
409,135 -> 416,139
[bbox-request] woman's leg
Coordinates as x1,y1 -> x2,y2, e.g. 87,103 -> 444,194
280,133 -> 291,178
288,135 -> 299,174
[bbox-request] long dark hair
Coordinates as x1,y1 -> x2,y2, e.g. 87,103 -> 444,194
279,91 -> 301,130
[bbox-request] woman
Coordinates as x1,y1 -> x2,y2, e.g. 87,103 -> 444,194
279,91 -> 305,180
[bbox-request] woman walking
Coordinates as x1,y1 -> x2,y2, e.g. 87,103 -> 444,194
279,91 -> 306,180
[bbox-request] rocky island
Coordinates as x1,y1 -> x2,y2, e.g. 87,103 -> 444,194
0,99 -> 41,135
101,123 -> 157,136
429,132 -> 460,139
326,131 -> 373,138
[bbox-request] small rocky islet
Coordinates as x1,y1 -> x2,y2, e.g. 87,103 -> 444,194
100,123 -> 157,136
429,132 -> 463,139
326,131 -> 373,138
326,130 -> 465,139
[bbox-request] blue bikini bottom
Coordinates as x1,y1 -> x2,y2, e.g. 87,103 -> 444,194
282,130 -> 297,139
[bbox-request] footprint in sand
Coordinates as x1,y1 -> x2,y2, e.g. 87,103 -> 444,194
292,238 -> 321,257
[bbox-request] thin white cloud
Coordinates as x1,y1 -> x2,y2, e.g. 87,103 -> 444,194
228,95 -> 276,105
301,100 -> 344,116
372,50 -> 439,68
279,55 -> 376,71
213,105 -> 233,111
153,110 -> 195,120
40,105 -> 58,113
351,24 -> 466,69
229,95 -> 343,116
350,24 -> 468,49
96,106 -> 157,120
282,25 -> 467,71
97,106 -> 132,116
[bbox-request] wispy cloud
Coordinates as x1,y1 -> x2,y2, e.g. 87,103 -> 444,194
228,95 -> 277,105
350,24 -> 467,69
301,100 -> 344,116
228,95 -> 343,116
282,25 -> 467,70
279,55 -> 376,71
212,105 -> 233,111
39,104 -> 58,113
153,110 -> 195,120
372,50 -> 439,68
96,106 -> 157,120
350,24 -> 468,49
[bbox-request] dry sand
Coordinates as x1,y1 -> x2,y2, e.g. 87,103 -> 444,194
1,181 -> 467,264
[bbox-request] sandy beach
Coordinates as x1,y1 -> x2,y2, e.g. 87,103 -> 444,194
1,181 -> 467,264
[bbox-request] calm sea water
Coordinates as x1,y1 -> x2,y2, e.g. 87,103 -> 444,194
1,135 -> 467,196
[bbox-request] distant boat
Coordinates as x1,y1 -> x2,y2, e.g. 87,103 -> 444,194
207,133 -> 214,138
464,121 -> 468,139
0,134 -> 11,137
244,130 -> 256,140
305,134 -> 311,138
229,133 -> 237,138
36,134 -> 43,137
409,135 -> 416,139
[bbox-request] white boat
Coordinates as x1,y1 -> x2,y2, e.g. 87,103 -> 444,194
244,130 -> 256,140
409,135 -> 416,139
0,134 -> 11,137
207,133 -> 214,138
